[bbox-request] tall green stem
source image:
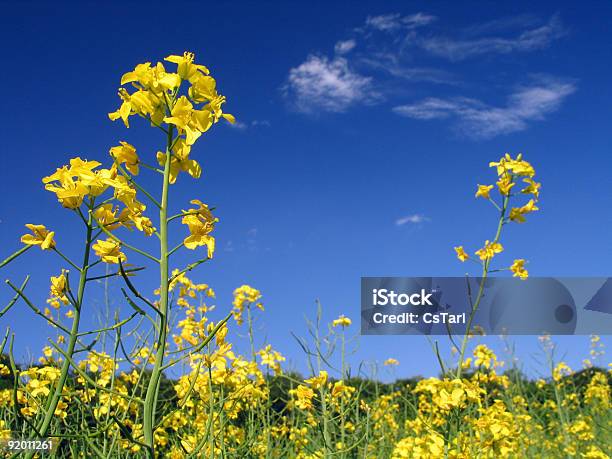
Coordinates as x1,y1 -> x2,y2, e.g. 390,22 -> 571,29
26,204 -> 94,459
246,303 -> 256,361
455,194 -> 508,378
143,125 -> 173,454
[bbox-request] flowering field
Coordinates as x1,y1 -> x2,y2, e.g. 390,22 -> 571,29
0,52 -> 610,458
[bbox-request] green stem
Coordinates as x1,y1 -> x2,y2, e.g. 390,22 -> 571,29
455,193 -> 508,378
142,125 -> 173,455
247,303 -> 256,361
26,203 -> 94,458
0,245 -> 31,269
53,247 -> 82,272
93,217 -> 160,264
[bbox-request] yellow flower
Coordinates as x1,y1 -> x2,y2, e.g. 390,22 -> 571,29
384,358 -> 399,366
189,75 -> 219,103
165,52 -> 209,82
21,224 -> 56,250
258,345 -> 285,375
553,362 -> 572,381
108,88 -> 162,128
156,138 -> 201,184
521,178 -> 541,199
475,240 -> 503,261
93,204 -> 129,231
120,61 -> 180,93
496,175 -> 515,196
181,200 -> 217,257
305,370 -> 328,390
43,158 -> 112,207
473,344 -> 497,369
454,246 -> 469,262
289,385 -> 315,410
110,141 -> 139,175
490,153 -> 535,178
232,285 -> 263,325
475,184 -> 494,199
332,315 -> 351,327
49,271 -> 69,305
331,380 -> 356,398
510,259 -> 528,280
163,95 -> 213,146
27,378 -> 51,397
509,199 -> 539,223
92,238 -> 127,264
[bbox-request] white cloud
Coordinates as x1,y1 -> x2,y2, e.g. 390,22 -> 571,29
463,14 -> 540,36
359,52 -> 456,84
396,214 -> 430,226
228,119 -> 271,130
365,12 -> 436,32
365,13 -> 402,31
394,98 -> 463,120
393,77 -> 576,138
283,13 -> 573,134
402,12 -> 437,29
228,120 -> 248,130
284,55 -> 373,113
420,15 -> 564,61
335,39 -> 356,55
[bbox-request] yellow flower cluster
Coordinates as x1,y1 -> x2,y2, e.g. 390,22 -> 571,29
181,199 -> 217,258
456,153 -> 541,280
231,285 -> 263,325
0,298 -> 609,458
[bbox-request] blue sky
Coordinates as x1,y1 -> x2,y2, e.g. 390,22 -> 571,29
1,1 -> 611,380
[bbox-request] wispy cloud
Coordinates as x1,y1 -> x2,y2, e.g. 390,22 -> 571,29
359,52 -> 456,84
228,119 -> 271,130
228,120 -> 248,130
396,214 -> 430,226
334,39 -> 356,55
463,14 -> 540,36
393,76 -> 576,138
283,13 -> 573,136
419,15 -> 565,61
364,12 -> 436,32
284,55 -> 373,113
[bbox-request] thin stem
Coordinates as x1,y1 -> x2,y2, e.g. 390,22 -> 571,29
455,192 -> 509,378
166,210 -> 199,223
168,257 -> 209,283
5,280 -> 71,335
92,215 -> 160,264
86,266 -> 145,282
168,241 -> 184,257
0,245 -> 31,269
114,161 -> 162,209
76,312 -> 139,337
0,276 -> 29,318
26,202 -> 95,457
143,122 -> 173,455
139,162 -> 164,174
